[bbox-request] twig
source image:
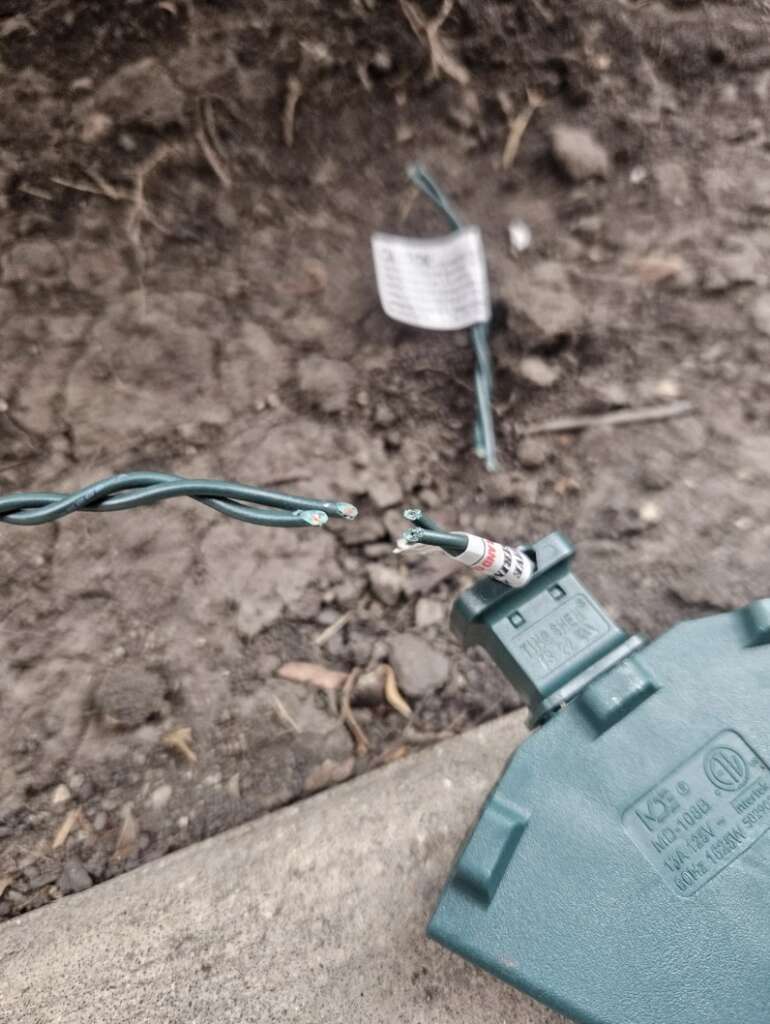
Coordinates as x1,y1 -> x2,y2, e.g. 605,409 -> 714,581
314,609 -> 354,648
383,664 -> 412,719
521,400 -> 694,436
52,808 -> 81,850
283,75 -> 303,148
196,97 -> 231,189
16,183 -> 53,201
498,87 -> 545,170
340,669 -> 369,755
399,0 -> 470,86
272,696 -> 299,734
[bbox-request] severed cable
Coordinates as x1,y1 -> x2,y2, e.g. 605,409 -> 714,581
397,508 -> 534,589
0,471 -> 358,529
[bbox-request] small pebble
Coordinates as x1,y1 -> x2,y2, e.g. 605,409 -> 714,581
148,784 -> 173,811
415,598 -> 445,629
367,564 -> 403,607
517,437 -> 549,469
58,858 -> 93,896
518,356 -> 561,389
639,500 -> 662,525
51,784 -> 71,806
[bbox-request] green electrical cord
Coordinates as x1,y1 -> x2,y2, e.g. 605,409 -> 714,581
407,164 -> 498,473
0,472 -> 358,528
402,525 -> 468,555
401,508 -> 467,553
398,508 -> 536,588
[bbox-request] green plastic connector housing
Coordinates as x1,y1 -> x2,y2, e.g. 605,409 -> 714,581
430,531 -> 770,1024
451,532 -> 641,724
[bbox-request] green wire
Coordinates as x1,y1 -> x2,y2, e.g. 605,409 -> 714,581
0,472 -> 358,528
402,525 -> 468,555
407,164 -> 498,472
402,507 -> 444,533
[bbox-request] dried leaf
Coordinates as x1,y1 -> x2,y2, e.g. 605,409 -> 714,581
278,661 -> 348,690
113,804 -> 139,862
382,664 -> 412,719
52,808 -> 81,850
163,726 -> 198,763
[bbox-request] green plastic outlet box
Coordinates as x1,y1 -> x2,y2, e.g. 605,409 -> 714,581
429,532 -> 770,1024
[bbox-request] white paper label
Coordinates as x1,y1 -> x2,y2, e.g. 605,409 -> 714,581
371,226 -> 490,331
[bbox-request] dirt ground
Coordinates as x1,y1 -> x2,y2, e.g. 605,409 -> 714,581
2,0 -> 770,916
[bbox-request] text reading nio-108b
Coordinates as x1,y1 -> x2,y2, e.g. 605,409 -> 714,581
623,730 -> 770,896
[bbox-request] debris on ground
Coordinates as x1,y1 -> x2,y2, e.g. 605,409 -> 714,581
2,0 -> 770,919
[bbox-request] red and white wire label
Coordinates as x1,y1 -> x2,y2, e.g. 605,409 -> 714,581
454,533 -> 534,589
371,226 -> 491,332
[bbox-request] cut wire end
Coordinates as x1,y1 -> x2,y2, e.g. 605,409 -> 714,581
335,502 -> 359,521
0,472 -> 354,532
397,508 -> 535,589
296,509 -> 328,527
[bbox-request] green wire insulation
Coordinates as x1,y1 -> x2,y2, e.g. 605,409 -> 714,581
0,472 -> 358,528
402,525 -> 468,555
407,163 -> 498,473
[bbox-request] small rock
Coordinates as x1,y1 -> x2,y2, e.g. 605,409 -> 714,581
334,576 -> 368,609
641,450 -> 675,491
517,437 -> 549,469
58,858 -> 92,895
499,261 -> 583,345
629,165 -> 648,185
346,630 -> 375,667
414,598 -> 445,629
367,564 -> 403,607
1,238 -> 65,289
341,517 -> 388,546
148,784 -> 173,811
389,634 -> 450,699
93,57 -> 185,128
702,237 -> 766,293
518,356 -> 561,388
653,161 -> 690,206
297,355 -> 355,413
486,472 -> 539,505
80,111 -> 113,143
364,542 -> 394,560
367,475 -> 403,510
654,378 -> 681,400
374,402 -> 396,427
550,124 -> 610,182
639,500 -> 662,526
751,293 -> 770,337
51,784 -> 71,806
96,670 -> 166,729
572,214 -> 602,241
507,218 -> 532,255
755,69 -> 770,103
583,380 -> 630,410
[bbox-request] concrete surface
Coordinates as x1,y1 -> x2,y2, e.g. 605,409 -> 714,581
0,712 -> 568,1024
